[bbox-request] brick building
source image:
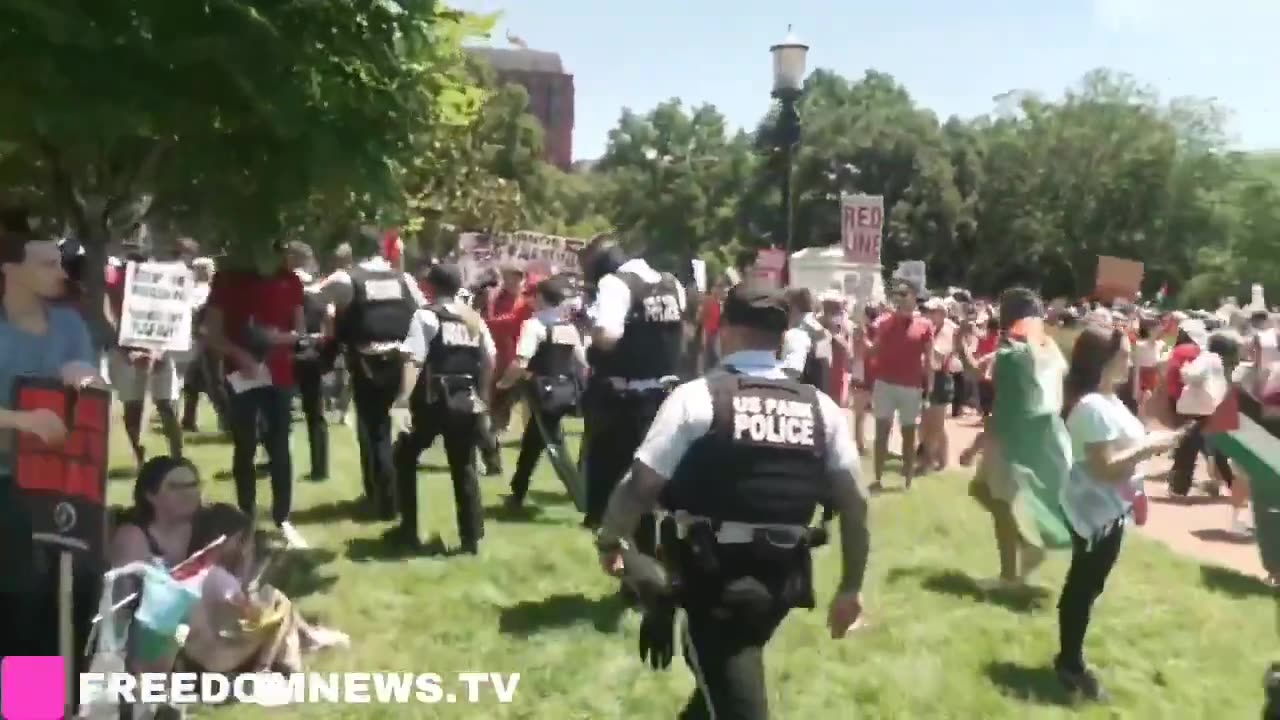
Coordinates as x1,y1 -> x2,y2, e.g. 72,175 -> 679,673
468,47 -> 574,171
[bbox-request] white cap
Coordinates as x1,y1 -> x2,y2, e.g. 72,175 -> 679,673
1179,319 -> 1209,348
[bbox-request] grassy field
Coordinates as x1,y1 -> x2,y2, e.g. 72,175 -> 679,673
110,406 -> 1278,719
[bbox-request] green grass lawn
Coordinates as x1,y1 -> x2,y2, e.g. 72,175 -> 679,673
112,406 -> 1277,719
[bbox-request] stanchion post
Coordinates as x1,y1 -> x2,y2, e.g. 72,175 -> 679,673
59,550 -> 74,717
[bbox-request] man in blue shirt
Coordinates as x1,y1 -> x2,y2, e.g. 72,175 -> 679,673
0,216 -> 102,668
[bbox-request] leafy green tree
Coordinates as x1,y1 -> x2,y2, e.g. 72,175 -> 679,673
0,0 -> 487,331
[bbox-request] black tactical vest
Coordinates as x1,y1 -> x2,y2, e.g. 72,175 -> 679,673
588,269 -> 684,380
663,370 -> 829,525
426,303 -> 484,376
529,320 -> 580,377
337,266 -> 415,346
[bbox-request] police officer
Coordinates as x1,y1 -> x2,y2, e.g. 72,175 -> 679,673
318,228 -> 425,518
393,264 -> 496,554
580,234 -> 686,559
291,241 -> 331,482
595,280 -> 870,719
497,275 -> 586,511
780,287 -> 832,394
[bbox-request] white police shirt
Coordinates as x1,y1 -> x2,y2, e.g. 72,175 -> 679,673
515,307 -> 588,368
593,258 -> 688,341
317,256 -> 427,310
634,349 -> 861,481
403,298 -> 496,366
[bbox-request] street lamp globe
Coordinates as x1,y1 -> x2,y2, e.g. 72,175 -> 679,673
770,27 -> 809,96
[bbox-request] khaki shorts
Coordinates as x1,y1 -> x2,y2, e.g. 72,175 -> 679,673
109,350 -> 183,403
871,379 -> 923,427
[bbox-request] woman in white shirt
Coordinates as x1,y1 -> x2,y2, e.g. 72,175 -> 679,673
1054,325 -> 1186,702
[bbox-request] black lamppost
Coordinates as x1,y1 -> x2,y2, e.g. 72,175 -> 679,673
770,27 -> 808,285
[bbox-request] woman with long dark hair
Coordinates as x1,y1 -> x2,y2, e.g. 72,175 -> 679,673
1054,325 -> 1188,700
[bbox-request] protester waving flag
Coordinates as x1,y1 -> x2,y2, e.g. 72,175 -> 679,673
990,316 -> 1074,550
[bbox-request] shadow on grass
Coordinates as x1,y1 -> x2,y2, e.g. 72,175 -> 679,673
269,548 -> 340,600
526,490 -> 574,507
1200,565 -> 1276,598
344,534 -> 457,562
184,432 -> 230,446
1190,528 -> 1255,545
291,498 -> 381,525
483,504 -> 568,526
984,661 -> 1072,706
886,566 -> 1050,614
498,592 -> 628,636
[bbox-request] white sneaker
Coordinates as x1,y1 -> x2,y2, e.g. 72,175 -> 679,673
279,521 -> 310,549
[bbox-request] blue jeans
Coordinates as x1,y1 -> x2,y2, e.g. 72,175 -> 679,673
228,385 -> 294,525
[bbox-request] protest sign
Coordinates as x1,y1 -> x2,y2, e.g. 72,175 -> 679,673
691,259 -> 707,293
841,194 -> 884,265
456,230 -> 585,287
11,377 -> 111,558
1094,256 -> 1144,303
118,261 -> 195,353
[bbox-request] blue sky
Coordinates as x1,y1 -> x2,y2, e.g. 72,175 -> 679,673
450,0 -> 1279,162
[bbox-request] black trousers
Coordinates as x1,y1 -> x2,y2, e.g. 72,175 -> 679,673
509,398 -> 569,503
295,358 -> 330,480
1169,410 -> 1233,495
1057,524 -> 1124,672
229,384 -> 294,525
583,385 -> 668,555
350,354 -> 403,516
951,371 -> 968,416
393,400 -> 483,546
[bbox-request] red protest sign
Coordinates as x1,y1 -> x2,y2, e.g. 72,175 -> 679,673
841,194 -> 884,265
12,377 -> 111,558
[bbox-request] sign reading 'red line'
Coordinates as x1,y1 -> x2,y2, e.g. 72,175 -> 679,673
11,377 -> 111,560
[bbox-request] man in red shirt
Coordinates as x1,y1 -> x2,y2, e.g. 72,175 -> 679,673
484,265 -> 533,440
205,244 -> 308,547
870,280 -> 933,491
104,249 -> 185,466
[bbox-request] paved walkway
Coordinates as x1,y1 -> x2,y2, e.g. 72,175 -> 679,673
871,412 -> 1266,579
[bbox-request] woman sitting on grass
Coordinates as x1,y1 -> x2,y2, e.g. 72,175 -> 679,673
110,456 -> 347,678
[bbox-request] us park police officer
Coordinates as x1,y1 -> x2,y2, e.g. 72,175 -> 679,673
319,228 -> 424,518
595,280 -> 870,720
391,264 -> 496,554
579,234 -> 686,561
496,275 -> 587,512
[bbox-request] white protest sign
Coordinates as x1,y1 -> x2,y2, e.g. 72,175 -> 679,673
691,259 -> 707,293
841,194 -> 884,265
118,261 -> 195,353
1251,283 -> 1266,311
894,260 -> 926,292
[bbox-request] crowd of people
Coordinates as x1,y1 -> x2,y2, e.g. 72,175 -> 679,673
2,206 -> 1278,717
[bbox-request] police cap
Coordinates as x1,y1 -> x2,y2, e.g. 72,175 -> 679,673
723,280 -> 789,333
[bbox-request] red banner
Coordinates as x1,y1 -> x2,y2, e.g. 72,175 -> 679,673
12,377 -> 111,558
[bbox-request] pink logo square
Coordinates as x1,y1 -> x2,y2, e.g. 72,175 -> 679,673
1,656 -> 65,719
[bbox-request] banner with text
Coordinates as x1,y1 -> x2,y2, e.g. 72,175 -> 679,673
841,194 -> 884,265
456,231 -> 586,287
118,261 -> 195,353
12,378 -> 111,560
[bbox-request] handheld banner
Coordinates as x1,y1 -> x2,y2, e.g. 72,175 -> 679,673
12,377 -> 111,558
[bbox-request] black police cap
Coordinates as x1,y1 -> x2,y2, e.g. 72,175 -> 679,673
723,280 -> 789,333
427,263 -> 464,294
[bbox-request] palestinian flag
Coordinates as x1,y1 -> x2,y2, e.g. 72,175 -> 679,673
1154,282 -> 1171,310
1206,389 -> 1280,577
990,318 -> 1074,550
